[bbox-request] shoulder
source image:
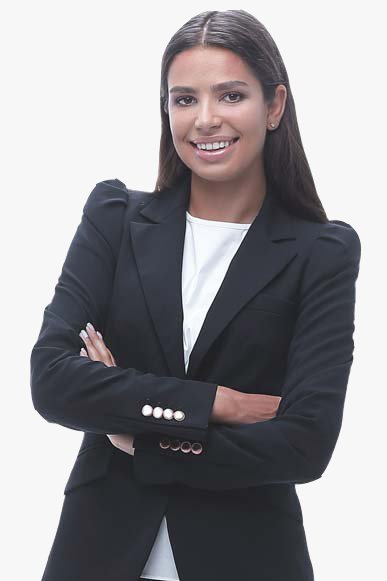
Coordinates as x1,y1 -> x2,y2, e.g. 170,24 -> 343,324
83,178 -> 155,217
83,177 -> 157,225
287,216 -> 362,300
313,219 -> 361,266
292,214 -> 361,266
319,218 -> 360,250
81,178 -> 156,257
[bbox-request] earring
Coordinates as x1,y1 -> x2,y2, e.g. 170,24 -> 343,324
269,122 -> 276,129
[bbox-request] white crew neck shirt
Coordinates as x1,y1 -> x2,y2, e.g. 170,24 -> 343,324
139,210 -> 252,581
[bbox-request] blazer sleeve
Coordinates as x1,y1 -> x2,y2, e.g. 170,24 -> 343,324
132,222 -> 361,490
30,179 -> 218,439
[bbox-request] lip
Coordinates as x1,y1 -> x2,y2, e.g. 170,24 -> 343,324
190,136 -> 239,144
190,137 -> 239,162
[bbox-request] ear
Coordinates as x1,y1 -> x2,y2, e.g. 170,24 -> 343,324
162,97 -> 169,115
267,84 -> 287,127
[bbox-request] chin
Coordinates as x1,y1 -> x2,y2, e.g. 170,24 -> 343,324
191,164 -> 244,183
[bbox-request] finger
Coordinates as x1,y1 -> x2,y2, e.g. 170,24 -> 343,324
79,328 -> 105,363
80,348 -> 88,357
85,322 -> 107,354
80,325 -> 116,366
106,347 -> 117,367
107,433 -> 133,444
79,323 -> 115,366
107,433 -> 134,455
95,328 -> 117,366
86,323 -> 113,360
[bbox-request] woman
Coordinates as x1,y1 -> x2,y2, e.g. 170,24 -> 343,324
30,9 -> 361,581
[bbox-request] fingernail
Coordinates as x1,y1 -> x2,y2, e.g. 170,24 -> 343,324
86,322 -> 95,332
79,329 -> 88,339
97,331 -> 102,339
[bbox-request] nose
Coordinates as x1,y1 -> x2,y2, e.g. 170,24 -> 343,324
194,98 -> 221,131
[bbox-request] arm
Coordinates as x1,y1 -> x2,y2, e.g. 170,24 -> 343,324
30,180 -> 218,439
132,223 -> 361,490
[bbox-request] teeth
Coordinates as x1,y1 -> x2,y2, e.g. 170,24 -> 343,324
196,139 -> 233,150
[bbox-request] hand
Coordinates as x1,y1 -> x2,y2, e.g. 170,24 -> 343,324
79,321 -> 117,367
238,392 -> 282,424
79,321 -> 135,456
105,433 -> 135,456
211,385 -> 282,425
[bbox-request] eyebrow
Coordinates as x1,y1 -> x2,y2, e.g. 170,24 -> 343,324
169,80 -> 249,94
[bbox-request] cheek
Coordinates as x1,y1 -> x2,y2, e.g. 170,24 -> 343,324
170,118 -> 195,158
171,135 -> 190,161
169,119 -> 180,143
169,124 -> 186,156
239,124 -> 266,160
169,110 -> 191,138
234,103 -> 266,138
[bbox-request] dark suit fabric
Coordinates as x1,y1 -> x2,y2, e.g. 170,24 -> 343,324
30,176 -> 361,581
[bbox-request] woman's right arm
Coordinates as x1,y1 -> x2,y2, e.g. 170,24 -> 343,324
30,179 -> 218,440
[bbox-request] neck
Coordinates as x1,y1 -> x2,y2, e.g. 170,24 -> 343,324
188,168 -> 267,224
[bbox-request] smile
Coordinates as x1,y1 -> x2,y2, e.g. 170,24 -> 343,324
189,137 -> 240,161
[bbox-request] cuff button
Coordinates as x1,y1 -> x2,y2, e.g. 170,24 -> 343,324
159,438 -> 171,449
152,406 -> 163,419
141,404 -> 153,417
180,441 -> 192,454
173,410 -> 185,422
162,408 -> 174,420
191,442 -> 203,455
170,439 -> 181,451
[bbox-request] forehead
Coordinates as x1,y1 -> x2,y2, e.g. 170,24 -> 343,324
168,46 -> 257,87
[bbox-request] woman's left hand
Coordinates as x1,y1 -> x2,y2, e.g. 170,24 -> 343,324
105,433 -> 135,456
79,321 -> 135,456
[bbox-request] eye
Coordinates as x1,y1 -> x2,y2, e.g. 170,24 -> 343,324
223,92 -> 244,103
174,92 -> 245,107
175,96 -> 196,106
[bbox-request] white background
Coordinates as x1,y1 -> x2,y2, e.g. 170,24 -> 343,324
1,1 -> 385,579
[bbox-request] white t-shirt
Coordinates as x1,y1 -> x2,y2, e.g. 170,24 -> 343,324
140,210 -> 252,581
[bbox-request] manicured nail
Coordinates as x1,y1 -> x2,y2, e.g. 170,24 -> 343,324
97,331 -> 102,339
80,348 -> 87,355
79,329 -> 88,339
86,322 -> 95,332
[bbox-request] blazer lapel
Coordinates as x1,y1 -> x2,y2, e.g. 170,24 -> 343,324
129,176 -> 298,380
129,178 -> 190,379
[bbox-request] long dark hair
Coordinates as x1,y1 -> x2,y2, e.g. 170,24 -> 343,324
155,9 -> 328,223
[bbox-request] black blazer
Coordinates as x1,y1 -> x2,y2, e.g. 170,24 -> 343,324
30,176 -> 361,581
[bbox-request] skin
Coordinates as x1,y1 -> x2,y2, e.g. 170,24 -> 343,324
167,45 -> 287,223
79,47 -> 286,455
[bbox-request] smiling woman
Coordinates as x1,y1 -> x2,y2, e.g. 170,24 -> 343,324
164,45 -> 287,222
30,8 -> 360,581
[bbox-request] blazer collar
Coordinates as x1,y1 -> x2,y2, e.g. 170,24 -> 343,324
129,175 -> 298,379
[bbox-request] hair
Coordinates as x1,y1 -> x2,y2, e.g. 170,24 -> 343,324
154,9 -> 328,223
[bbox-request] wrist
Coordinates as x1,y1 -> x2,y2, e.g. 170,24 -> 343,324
212,385 -> 242,423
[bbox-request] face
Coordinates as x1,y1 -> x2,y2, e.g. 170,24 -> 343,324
166,46 -> 275,184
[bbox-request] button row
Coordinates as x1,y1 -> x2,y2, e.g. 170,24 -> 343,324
141,404 -> 185,422
159,437 -> 203,455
